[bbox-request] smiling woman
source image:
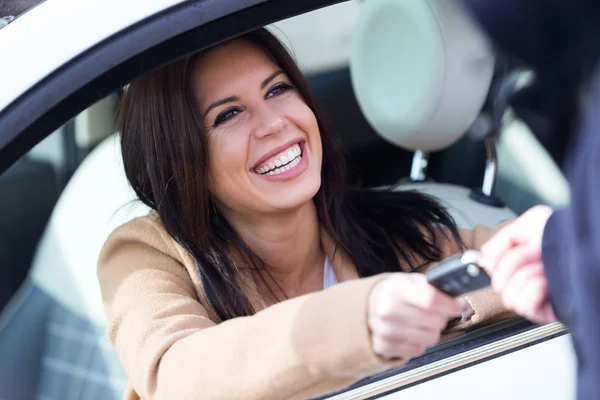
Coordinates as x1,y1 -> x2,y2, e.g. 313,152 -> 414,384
192,39 -> 323,219
98,27 -> 511,400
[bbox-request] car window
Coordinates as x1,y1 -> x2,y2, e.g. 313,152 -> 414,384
0,92 -> 118,307
269,0 -> 360,74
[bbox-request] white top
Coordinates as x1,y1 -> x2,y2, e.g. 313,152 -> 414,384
323,255 -> 337,289
260,256 -> 337,309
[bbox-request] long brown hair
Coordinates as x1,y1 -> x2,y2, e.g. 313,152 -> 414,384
117,28 -> 462,321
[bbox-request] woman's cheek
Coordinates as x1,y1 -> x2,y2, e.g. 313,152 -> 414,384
279,98 -> 319,134
210,137 -> 247,177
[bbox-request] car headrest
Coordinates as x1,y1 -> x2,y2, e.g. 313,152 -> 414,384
350,0 -> 495,151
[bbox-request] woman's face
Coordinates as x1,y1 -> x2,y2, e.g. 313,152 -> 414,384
191,39 -> 323,219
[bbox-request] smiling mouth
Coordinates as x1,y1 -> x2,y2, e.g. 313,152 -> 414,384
253,142 -> 304,176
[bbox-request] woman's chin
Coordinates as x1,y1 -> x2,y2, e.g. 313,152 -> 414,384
260,179 -> 321,212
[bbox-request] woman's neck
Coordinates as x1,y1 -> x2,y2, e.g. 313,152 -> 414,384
224,201 -> 325,302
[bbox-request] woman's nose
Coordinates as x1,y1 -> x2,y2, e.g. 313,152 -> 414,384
253,107 -> 286,139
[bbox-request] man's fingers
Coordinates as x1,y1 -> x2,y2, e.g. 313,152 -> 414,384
479,221 -> 525,275
514,277 -> 551,323
479,205 -> 552,276
492,245 -> 541,292
501,261 -> 544,310
536,303 -> 559,325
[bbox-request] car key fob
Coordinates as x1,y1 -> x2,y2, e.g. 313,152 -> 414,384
425,250 -> 490,296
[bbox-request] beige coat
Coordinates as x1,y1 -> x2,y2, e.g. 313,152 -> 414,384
97,214 -> 512,400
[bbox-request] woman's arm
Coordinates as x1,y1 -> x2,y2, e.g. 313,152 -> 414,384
98,218 -> 402,400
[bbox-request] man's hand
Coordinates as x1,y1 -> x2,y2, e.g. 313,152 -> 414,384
479,205 -> 558,325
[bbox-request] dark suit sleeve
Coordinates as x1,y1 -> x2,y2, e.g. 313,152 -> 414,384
540,209 -> 572,324
461,2 -> 600,397
541,65 -> 600,398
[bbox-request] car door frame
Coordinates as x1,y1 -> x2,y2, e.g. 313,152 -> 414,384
0,0 -> 345,173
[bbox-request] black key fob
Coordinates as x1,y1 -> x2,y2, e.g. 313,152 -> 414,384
425,250 -> 490,296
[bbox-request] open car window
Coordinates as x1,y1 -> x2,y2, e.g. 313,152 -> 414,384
270,0 -> 360,74
0,1 -> 574,399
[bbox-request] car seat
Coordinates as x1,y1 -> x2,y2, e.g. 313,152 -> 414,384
0,135 -> 148,399
349,0 -> 568,228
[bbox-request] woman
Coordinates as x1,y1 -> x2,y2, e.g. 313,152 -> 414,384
98,28 -> 511,400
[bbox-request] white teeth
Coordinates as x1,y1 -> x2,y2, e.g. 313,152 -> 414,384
256,144 -> 303,175
262,155 -> 301,176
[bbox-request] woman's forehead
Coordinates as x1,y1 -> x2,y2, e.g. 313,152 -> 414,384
192,39 -> 280,98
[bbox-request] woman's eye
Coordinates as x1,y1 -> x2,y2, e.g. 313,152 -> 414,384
266,83 -> 292,99
214,108 -> 241,126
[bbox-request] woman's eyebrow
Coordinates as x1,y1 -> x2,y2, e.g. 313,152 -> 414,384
261,70 -> 283,89
203,96 -> 239,117
203,70 -> 283,117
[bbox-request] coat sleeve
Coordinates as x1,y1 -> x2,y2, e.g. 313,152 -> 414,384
97,217 -> 403,400
432,223 -> 516,333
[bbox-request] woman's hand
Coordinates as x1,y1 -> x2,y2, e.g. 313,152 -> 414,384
479,205 -> 558,325
368,273 -> 467,360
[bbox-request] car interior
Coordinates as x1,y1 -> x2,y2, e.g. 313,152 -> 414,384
0,1 -> 571,399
